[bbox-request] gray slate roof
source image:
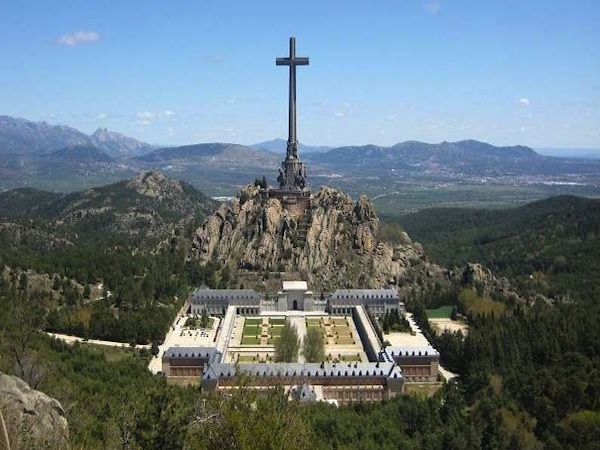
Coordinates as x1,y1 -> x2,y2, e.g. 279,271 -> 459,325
163,346 -> 222,362
383,345 -> 440,360
329,288 -> 399,303
191,288 -> 261,303
202,361 -> 403,381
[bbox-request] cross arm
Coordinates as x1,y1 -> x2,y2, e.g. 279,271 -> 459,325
276,57 -> 310,66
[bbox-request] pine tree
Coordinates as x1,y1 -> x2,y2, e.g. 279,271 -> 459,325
274,321 -> 300,362
302,327 -> 326,363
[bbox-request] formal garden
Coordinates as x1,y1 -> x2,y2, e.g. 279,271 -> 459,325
306,316 -> 356,346
240,317 -> 287,346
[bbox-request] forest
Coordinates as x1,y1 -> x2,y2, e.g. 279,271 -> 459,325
393,195 -> 600,301
2,253 -> 599,448
1,182 -> 599,448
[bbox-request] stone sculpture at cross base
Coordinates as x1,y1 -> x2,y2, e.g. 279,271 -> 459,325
277,159 -> 308,191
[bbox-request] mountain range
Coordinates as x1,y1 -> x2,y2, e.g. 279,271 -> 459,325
0,115 -> 154,158
0,115 -> 598,209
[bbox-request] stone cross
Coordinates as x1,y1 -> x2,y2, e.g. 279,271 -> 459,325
276,37 -> 309,159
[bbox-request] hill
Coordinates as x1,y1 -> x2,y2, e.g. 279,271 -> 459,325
0,170 -> 216,242
394,195 -> 600,301
250,138 -> 332,154
189,184 -> 525,303
0,171 -> 218,344
41,145 -> 114,165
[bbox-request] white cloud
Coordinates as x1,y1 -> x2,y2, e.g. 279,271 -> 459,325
57,31 -> 100,47
96,113 -> 107,120
424,2 -> 441,14
136,112 -> 155,120
135,110 -> 175,126
334,112 -> 346,117
518,97 -> 531,106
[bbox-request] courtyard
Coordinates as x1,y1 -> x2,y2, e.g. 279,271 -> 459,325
223,313 -> 369,364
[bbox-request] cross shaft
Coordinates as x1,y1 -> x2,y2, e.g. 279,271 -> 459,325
276,37 -> 309,159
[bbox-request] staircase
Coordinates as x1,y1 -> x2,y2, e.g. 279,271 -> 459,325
295,210 -> 311,247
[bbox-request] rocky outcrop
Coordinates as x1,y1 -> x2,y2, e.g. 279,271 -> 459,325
461,262 -> 544,304
126,170 -> 184,199
0,373 -> 69,449
190,185 -> 448,292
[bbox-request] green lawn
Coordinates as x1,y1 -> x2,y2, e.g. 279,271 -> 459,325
270,328 -> 283,337
241,336 -> 261,346
242,325 -> 261,333
426,306 -> 454,319
244,318 -> 263,326
269,318 -> 286,326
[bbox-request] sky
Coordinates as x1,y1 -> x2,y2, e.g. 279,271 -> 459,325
1,0 -> 599,149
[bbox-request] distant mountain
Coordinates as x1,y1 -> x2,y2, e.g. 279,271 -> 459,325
251,138 -> 333,154
0,118 -> 598,209
306,140 -> 541,175
136,143 -> 281,174
40,145 -> 114,164
536,147 -> 600,159
0,115 -> 89,154
90,128 -> 154,158
0,115 -> 152,158
138,142 -> 280,165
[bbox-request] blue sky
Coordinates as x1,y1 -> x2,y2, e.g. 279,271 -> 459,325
1,1 -> 598,149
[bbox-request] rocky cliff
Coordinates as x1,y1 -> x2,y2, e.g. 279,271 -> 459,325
190,185 -> 449,293
0,373 -> 69,449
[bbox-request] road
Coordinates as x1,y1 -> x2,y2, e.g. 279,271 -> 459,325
47,333 -> 151,349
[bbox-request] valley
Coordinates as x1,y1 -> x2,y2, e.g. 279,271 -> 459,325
1,116 -> 599,212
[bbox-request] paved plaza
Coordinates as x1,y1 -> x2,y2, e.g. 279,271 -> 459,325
148,313 -> 220,374
385,313 -> 458,380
